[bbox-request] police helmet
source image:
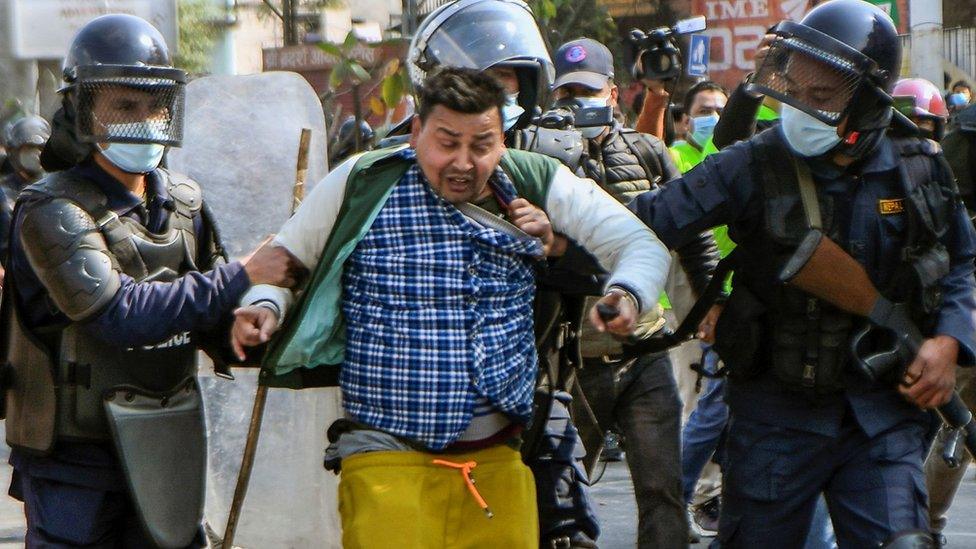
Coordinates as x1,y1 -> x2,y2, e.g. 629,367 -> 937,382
5,116 -> 52,150
747,0 -> 901,155
61,14 -> 186,147
407,0 -> 554,130
329,117 -> 376,165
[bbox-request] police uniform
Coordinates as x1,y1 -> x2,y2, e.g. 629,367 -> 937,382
630,125 -> 976,547
2,14 -> 251,549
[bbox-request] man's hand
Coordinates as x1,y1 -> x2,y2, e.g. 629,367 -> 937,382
589,289 -> 638,337
231,305 -> 280,360
753,34 -> 777,73
697,304 -> 724,344
642,77 -> 670,97
508,198 -> 556,256
899,335 -> 959,409
241,239 -> 305,287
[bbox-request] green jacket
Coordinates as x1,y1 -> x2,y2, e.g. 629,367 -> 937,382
260,147 -> 559,388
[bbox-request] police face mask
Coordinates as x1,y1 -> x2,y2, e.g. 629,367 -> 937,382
16,148 -> 43,177
502,93 -> 525,133
780,103 -> 842,158
97,122 -> 167,174
689,113 -> 719,146
576,94 -> 611,139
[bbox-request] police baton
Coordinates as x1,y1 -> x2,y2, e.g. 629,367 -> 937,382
222,128 -> 312,548
779,230 -> 976,463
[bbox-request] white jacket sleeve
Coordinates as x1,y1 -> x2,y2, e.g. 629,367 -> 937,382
238,155 -> 356,319
544,165 -> 670,312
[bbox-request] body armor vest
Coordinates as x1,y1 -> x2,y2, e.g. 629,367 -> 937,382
580,129 -> 661,203
714,129 -> 954,393
4,168 -> 201,448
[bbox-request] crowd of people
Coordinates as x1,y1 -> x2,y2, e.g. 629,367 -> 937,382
1,1 -> 976,548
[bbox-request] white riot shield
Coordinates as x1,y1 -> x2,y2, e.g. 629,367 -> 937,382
169,72 -> 342,548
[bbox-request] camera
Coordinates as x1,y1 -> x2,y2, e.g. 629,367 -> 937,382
629,16 -> 706,81
534,98 -> 615,131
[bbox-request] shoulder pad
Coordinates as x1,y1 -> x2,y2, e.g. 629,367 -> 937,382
159,169 -> 203,215
518,125 -> 584,171
21,171 -> 107,212
20,198 -> 121,321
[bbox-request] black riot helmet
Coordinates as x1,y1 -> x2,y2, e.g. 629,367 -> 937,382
408,0 -> 554,130
60,14 -> 186,148
329,117 -> 376,165
747,0 -> 901,158
5,116 -> 51,150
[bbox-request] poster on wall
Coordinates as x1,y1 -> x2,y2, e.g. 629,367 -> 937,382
689,0 -> 814,90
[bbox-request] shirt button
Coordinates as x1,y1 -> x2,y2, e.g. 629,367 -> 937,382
468,266 -> 477,276
467,297 -> 477,306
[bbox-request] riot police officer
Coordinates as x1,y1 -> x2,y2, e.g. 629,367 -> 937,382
406,3 -> 602,546
328,116 -> 375,166
3,14 -> 299,548
629,1 -> 976,547
0,116 -> 51,263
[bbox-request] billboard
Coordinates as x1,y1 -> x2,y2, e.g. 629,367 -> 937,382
8,0 -> 179,60
690,0 -> 814,89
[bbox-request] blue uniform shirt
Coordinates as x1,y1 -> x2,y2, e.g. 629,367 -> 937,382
8,161 -> 249,490
630,129 -> 976,438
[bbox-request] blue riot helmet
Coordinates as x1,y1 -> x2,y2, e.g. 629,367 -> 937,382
747,0 -> 901,159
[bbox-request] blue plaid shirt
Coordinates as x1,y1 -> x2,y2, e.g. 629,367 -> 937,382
340,150 -> 543,450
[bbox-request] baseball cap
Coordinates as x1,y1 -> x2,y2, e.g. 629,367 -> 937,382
553,38 -> 614,90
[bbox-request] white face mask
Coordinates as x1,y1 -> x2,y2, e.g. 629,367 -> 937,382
502,93 -> 525,132
97,122 -> 168,173
576,94 -> 611,139
780,103 -> 842,158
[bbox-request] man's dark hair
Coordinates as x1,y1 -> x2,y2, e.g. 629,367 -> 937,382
683,81 -> 728,114
417,67 -> 507,124
952,80 -> 972,93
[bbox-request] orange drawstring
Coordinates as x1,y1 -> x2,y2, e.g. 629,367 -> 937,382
432,459 -> 494,518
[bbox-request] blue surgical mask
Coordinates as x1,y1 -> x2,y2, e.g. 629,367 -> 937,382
502,93 -> 525,132
780,104 -> 842,158
689,113 -> 719,146
98,122 -> 167,173
576,95 -> 610,139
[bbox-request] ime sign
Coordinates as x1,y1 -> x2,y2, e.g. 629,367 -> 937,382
690,0 -> 813,89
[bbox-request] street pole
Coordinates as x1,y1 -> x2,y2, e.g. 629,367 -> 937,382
909,0 -> 944,87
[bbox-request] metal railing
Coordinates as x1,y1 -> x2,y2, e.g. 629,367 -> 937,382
900,27 -> 976,84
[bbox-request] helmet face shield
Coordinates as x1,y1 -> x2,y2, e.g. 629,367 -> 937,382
409,0 -> 554,89
69,66 -> 186,146
748,22 -> 881,126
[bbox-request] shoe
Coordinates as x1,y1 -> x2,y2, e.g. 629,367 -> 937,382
549,532 -> 598,548
934,532 -> 947,548
600,432 -> 624,462
692,496 -> 720,536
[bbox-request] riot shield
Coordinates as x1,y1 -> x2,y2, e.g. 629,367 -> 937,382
168,71 -> 328,257
169,72 -> 342,548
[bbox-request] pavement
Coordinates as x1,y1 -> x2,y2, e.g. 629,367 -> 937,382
0,425 -> 974,547
590,458 -> 976,548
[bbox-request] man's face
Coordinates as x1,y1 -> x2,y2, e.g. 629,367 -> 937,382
409,105 -> 505,204
915,117 -> 937,134
782,54 -> 850,119
91,85 -> 169,138
486,66 -> 520,94
688,89 -> 727,118
553,81 -> 618,108
953,85 -> 971,103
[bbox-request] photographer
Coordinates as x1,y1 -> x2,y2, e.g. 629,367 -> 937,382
547,38 -> 718,549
